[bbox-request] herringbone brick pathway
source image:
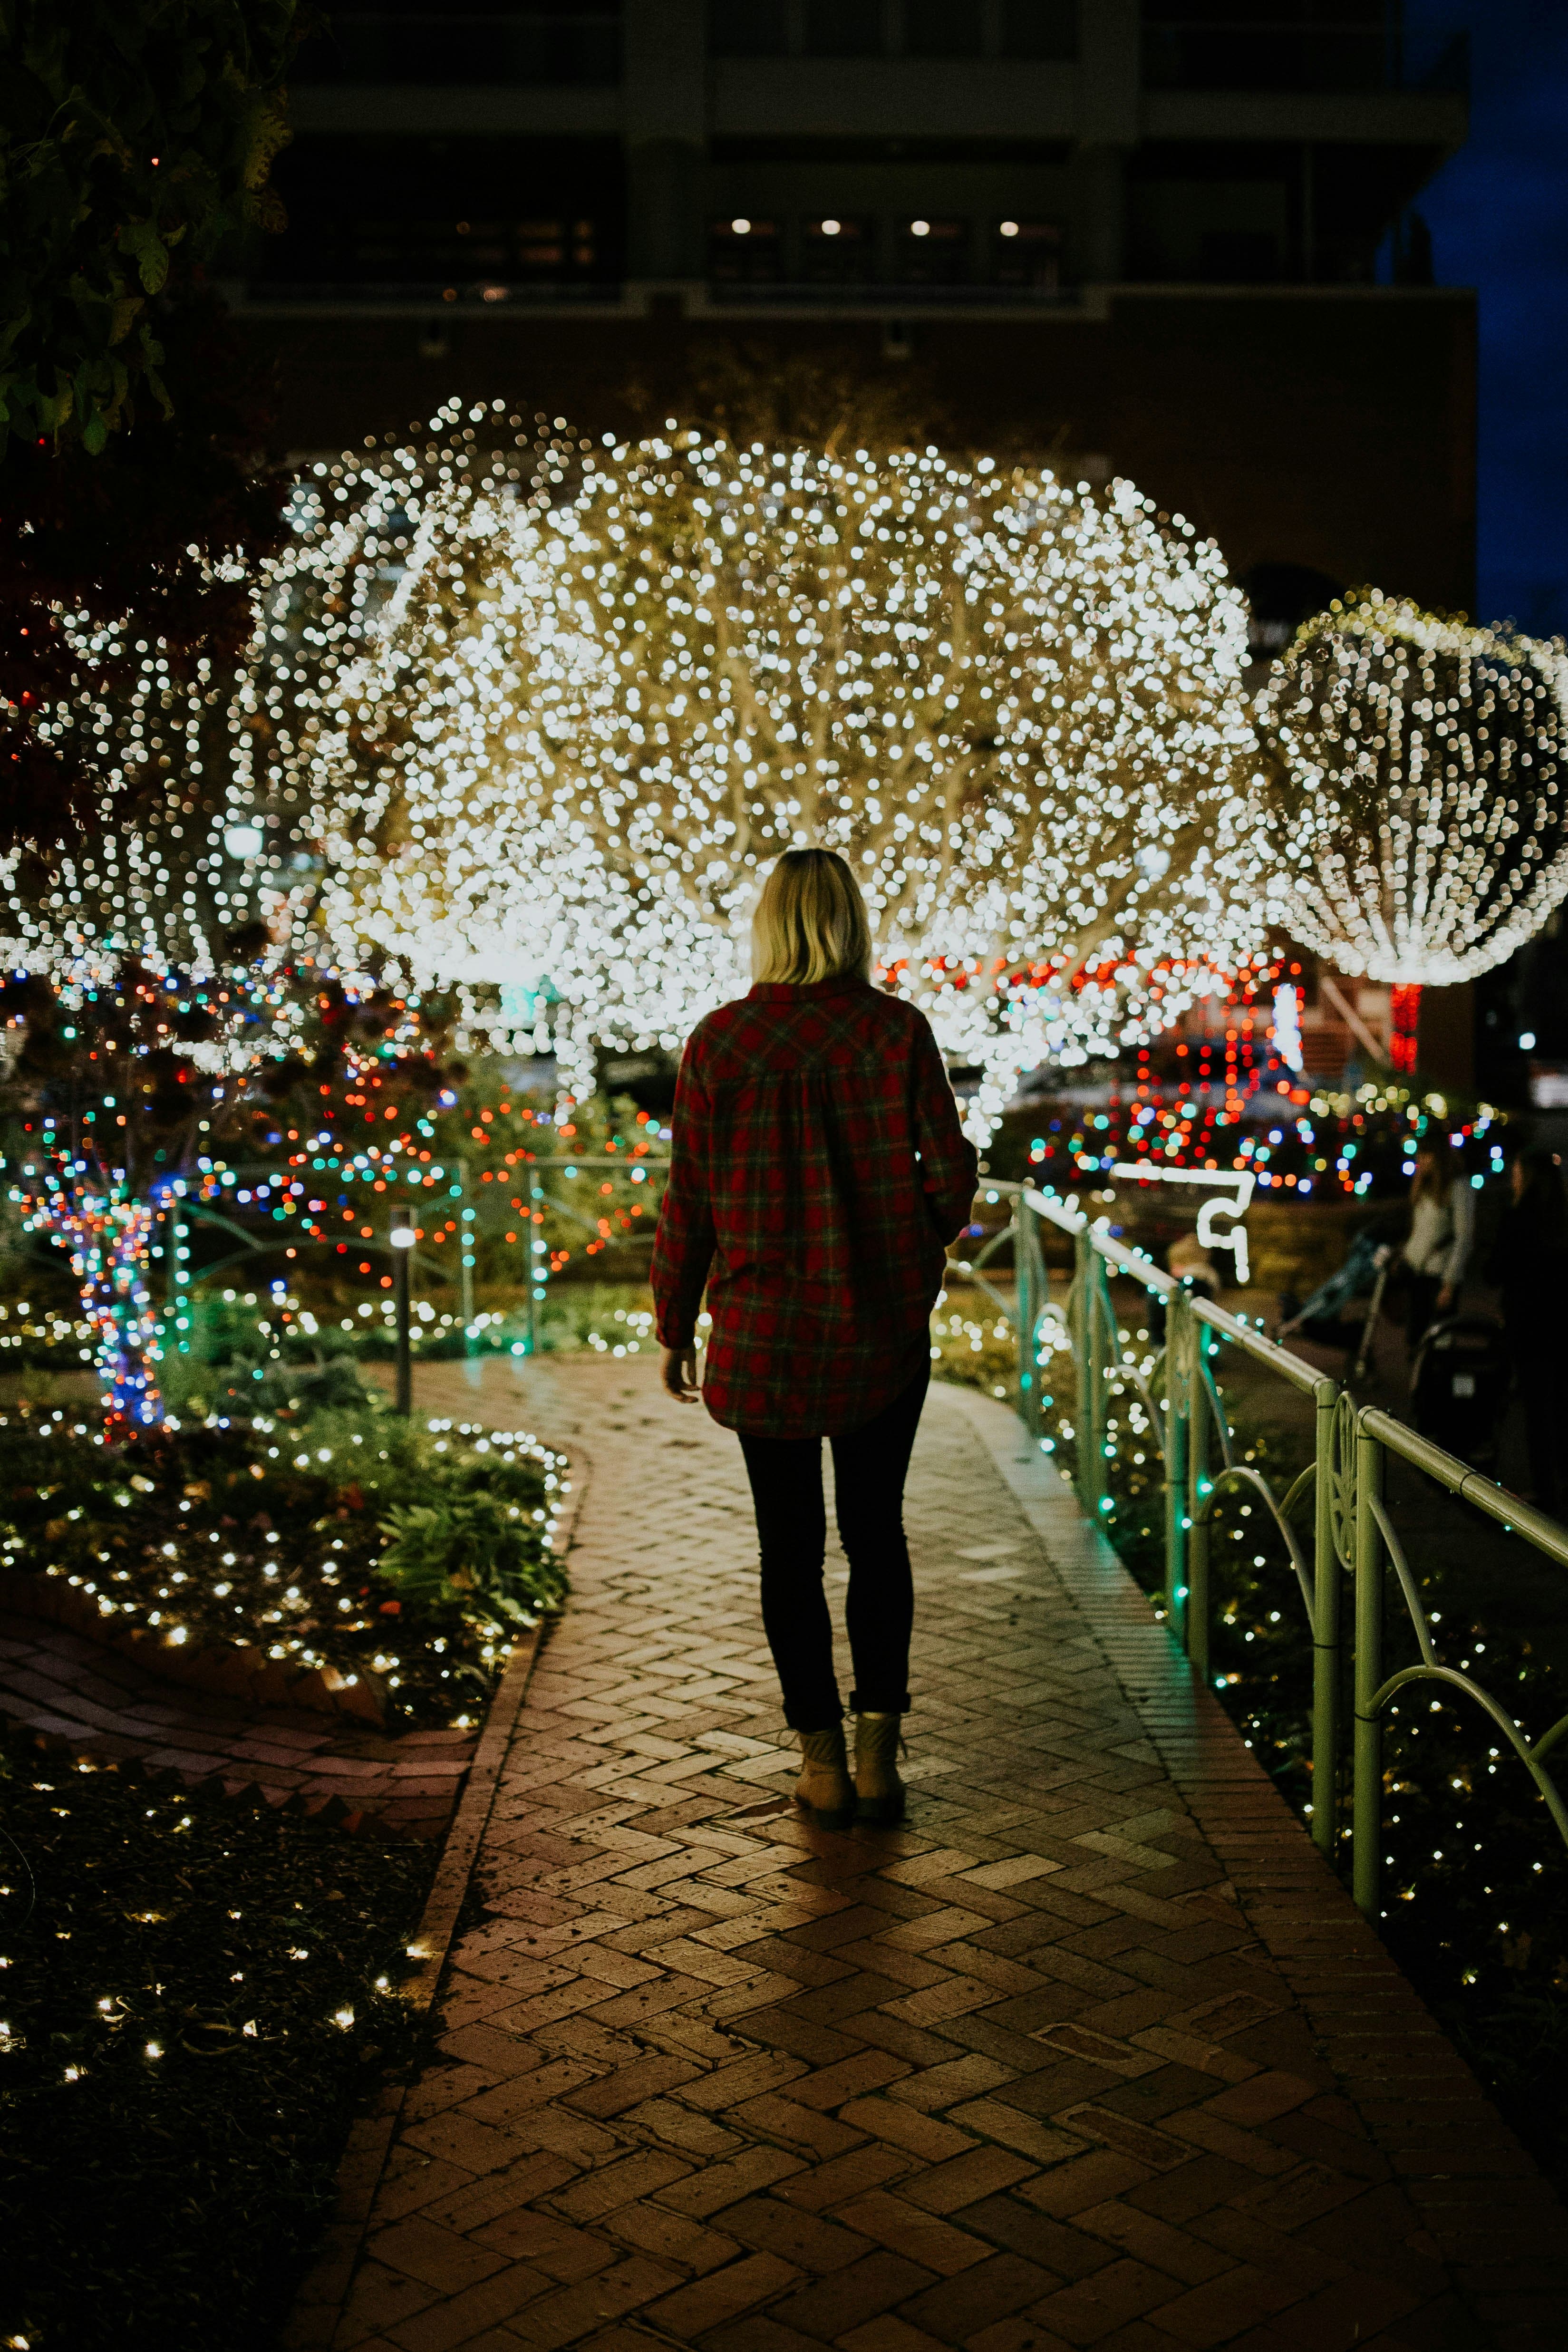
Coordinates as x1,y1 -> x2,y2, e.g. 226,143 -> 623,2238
292,1357 -> 1568,2352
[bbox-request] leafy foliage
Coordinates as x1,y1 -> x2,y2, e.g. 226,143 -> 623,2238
0,1374 -> 566,1725
0,0 -> 309,455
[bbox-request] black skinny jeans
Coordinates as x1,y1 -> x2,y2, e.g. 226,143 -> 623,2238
737,1366 -> 929,1732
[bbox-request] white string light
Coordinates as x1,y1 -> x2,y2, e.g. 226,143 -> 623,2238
1256,592 -> 1568,984
281,408 -> 1269,1135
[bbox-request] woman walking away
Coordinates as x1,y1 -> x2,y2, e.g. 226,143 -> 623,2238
1399,1137 -> 1475,1351
1486,1146 -> 1568,1514
651,849 -> 978,1827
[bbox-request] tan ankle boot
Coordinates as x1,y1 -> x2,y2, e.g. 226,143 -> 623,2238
795,1724 -> 853,1826
854,1712 -> 905,1823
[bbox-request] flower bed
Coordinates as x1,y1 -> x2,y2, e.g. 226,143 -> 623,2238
0,1368 -> 569,1731
0,1721 -> 433,2352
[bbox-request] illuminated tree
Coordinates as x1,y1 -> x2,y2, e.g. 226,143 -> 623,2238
1256,593 -> 1568,1056
291,413 -> 1268,1132
0,627 -> 321,1431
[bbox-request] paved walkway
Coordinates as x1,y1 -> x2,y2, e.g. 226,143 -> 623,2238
296,1356 -> 1568,2352
0,1605 -> 474,1835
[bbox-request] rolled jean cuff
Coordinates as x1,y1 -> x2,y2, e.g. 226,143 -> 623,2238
850,1689 -> 910,1714
784,1701 -> 844,1733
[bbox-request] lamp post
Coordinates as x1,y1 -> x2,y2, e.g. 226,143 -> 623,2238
389,1219 -> 416,1414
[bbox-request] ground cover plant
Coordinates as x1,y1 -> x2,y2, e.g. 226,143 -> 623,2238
0,1370 -> 568,1727
0,1721 -> 432,2352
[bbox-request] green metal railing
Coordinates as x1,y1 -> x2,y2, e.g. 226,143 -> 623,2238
948,1180 -> 1568,1919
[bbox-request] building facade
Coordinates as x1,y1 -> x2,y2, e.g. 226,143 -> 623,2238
239,0 -> 1472,616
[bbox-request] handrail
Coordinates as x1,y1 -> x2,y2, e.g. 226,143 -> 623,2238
948,1175 -> 1568,1924
1359,1405 -> 1568,1568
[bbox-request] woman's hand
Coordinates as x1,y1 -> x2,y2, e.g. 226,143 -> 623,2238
660,1345 -> 700,1403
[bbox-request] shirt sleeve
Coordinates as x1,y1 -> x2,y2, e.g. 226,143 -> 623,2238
910,1016 -> 980,1244
650,1037 -> 716,1349
1444,1179 -> 1475,1289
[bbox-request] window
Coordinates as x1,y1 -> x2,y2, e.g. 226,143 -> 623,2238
897,216 -> 969,285
999,0 -> 1077,59
905,1 -> 982,58
708,0 -> 788,57
260,136 -> 624,290
297,7 -> 623,89
708,216 -> 783,284
803,0 -> 883,58
1198,227 -> 1281,282
992,217 -> 1061,290
801,214 -> 875,283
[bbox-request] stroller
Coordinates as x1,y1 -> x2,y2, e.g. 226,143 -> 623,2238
1409,1314 -> 1510,1472
1279,1217 -> 1401,1381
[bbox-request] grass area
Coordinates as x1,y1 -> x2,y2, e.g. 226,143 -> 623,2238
0,1720 -> 433,2352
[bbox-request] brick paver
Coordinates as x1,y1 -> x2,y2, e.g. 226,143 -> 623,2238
0,1608 -> 475,1835
291,1356 -> 1568,2350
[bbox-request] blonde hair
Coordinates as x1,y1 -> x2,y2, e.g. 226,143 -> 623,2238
751,848 -> 873,987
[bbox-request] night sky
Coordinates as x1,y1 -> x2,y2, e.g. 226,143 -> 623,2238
1403,0 -> 1568,635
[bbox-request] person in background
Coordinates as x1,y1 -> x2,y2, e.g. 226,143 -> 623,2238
651,848 -> 978,1827
1486,1144 -> 1568,1513
1400,1138 -> 1474,1349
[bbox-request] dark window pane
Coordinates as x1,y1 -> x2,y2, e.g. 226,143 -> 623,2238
1142,19 -> 1388,93
260,134 -> 625,288
1197,227 -> 1281,281
905,1 -> 981,58
896,215 -> 969,284
992,216 -> 1061,288
708,216 -> 783,283
803,0 -> 883,58
709,0 -> 788,57
801,213 -> 875,282
1000,0 -> 1077,60
296,10 -> 623,87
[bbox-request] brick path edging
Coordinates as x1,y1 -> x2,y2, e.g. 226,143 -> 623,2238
282,1454 -> 589,2351
948,1384 -> 1568,2347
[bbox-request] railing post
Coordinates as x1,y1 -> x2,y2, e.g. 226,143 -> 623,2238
1076,1229 -> 1107,1519
1186,1307 -> 1211,1681
456,1154 -> 481,1390
1311,1380 -> 1341,1858
1164,1288 -> 1189,1642
1015,1194 -> 1036,1432
526,1174 -> 543,1357
1353,1417 -> 1384,1919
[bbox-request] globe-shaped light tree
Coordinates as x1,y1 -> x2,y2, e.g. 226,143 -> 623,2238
290,413 -> 1271,1132
1256,593 -> 1568,1070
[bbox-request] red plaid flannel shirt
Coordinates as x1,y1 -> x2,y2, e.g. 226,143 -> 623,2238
651,977 -> 979,1439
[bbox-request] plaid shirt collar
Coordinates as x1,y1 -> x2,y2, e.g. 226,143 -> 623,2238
746,977 -> 871,1003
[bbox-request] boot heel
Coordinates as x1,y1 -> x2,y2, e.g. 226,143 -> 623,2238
854,1711 -> 906,1823
795,1724 -> 854,1827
